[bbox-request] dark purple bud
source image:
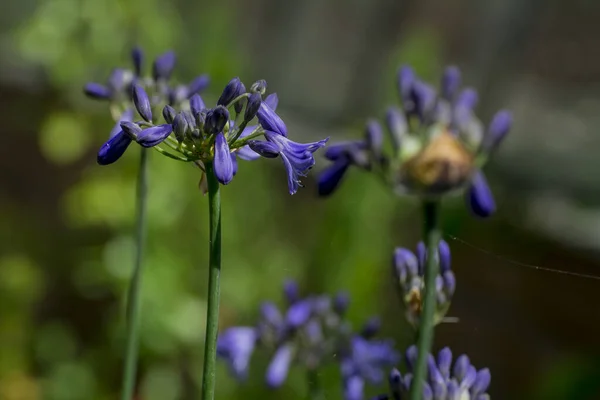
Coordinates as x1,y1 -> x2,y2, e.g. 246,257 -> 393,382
182,110 -> 196,130
189,94 -> 205,116
393,248 -> 419,282
204,106 -> 230,135
333,291 -> 350,315
410,81 -> 437,120
97,131 -> 132,165
397,65 -> 415,102
283,280 -> 300,304
132,84 -> 152,122
388,369 -> 402,393
437,347 -> 452,378
136,124 -> 172,147
265,344 -> 294,388
264,93 -> 279,111
483,110 -> 512,152
453,355 -> 471,382
168,85 -> 187,106
213,133 -> 234,184
286,300 -> 312,328
84,83 -> 111,99
385,106 -> 407,151
195,110 -> 207,131
257,102 -> 287,136
441,66 -> 461,100
250,79 -> 267,95
234,82 -> 246,114
152,50 -> 176,81
244,93 -> 262,122
360,317 -> 381,338
456,88 -> 478,110
230,153 -> 238,177
466,170 -> 496,218
260,302 -> 283,326
172,113 -> 188,142
438,240 -> 451,273
120,121 -> 142,139
443,270 -> 456,297
131,46 -> 143,76
162,105 -> 176,124
217,77 -> 243,106
186,74 -> 210,97
248,140 -> 280,158
470,368 -> 491,395
317,159 -> 350,197
422,382 -> 433,400
405,345 -> 418,371
365,119 -> 383,157
416,242 -> 426,276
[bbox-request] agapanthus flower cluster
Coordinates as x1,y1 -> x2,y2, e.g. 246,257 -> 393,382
393,240 -> 455,328
318,65 -> 512,217
217,280 -> 398,399
373,345 -> 491,400
85,48 -> 328,194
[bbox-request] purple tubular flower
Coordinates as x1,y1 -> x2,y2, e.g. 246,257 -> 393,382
131,46 -> 143,76
248,140 -> 280,158
470,368 -> 491,396
443,270 -> 456,296
217,77 -> 243,106
397,65 -> 415,102
385,106 -> 407,151
152,50 -> 176,81
333,291 -> 350,315
84,83 -> 111,99
317,159 -> 351,197
441,66 -> 461,100
286,299 -> 312,328
283,280 -> 300,304
264,93 -> 279,110
204,106 -> 230,135
132,84 -> 152,122
186,74 -> 210,97
189,94 -> 205,116
323,141 -> 365,161
136,124 -> 172,147
344,375 -> 365,400
260,302 -> 283,326
109,109 -> 134,139
393,248 -> 419,282
360,317 -> 381,339
213,133 -> 234,184
120,121 -> 142,139
453,355 -> 470,382
162,105 -> 176,124
466,170 -> 496,218
172,113 -> 189,142
365,120 -> 383,157
97,131 -> 132,165
438,240 -> 451,273
483,110 -> 512,152
410,81 -> 437,121
257,102 -> 287,136
216,327 -> 257,380
437,347 -> 452,378
266,344 -> 294,388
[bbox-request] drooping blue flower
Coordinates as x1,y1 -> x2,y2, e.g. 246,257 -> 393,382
249,132 -> 328,194
97,131 -> 133,165
217,327 -> 258,380
213,132 -> 234,184
392,240 -> 455,328
257,102 -> 287,136
373,346 -> 491,400
318,64 -> 512,219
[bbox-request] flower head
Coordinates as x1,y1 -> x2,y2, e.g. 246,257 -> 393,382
392,240 -> 455,328
374,346 -> 491,400
318,65 -> 512,218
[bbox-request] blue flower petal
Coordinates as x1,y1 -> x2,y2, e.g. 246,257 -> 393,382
97,130 -> 132,165
265,344 -> 294,388
152,51 -> 176,81
213,133 -> 234,184
84,83 -> 111,99
217,327 -> 257,380
466,170 -> 496,218
257,103 -> 287,136
136,124 -> 172,147
264,93 -> 279,111
317,159 -> 350,197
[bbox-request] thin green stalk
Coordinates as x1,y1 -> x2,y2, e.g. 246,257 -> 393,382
121,148 -> 149,400
410,201 -> 441,400
306,369 -> 325,400
201,163 -> 222,400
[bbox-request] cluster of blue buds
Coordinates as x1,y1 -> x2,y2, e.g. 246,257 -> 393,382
217,280 -> 399,399
373,345 -> 491,400
318,65 -> 512,217
393,240 -> 455,328
85,48 -> 328,194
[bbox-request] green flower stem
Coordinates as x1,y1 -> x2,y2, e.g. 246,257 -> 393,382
306,369 -> 325,400
121,148 -> 149,400
227,120 -> 249,146
201,163 -> 222,400
410,200 -> 441,400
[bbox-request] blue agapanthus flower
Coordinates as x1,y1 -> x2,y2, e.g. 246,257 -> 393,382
373,345 -> 491,400
318,65 -> 512,218
217,280 -> 398,398
392,240 -> 455,328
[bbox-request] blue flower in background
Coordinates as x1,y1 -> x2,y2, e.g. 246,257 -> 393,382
318,65 -> 512,218
373,345 -> 491,400
392,240 -> 455,328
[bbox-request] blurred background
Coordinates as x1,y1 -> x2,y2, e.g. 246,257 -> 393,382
2,0 -> 600,398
